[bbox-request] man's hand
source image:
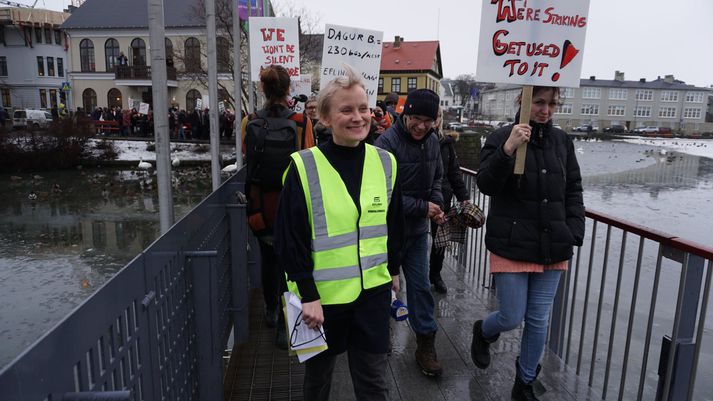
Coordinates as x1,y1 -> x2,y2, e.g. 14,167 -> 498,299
391,275 -> 400,294
301,300 -> 324,330
432,211 -> 446,225
427,202 -> 443,219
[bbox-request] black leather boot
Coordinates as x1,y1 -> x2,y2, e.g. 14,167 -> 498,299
470,320 -> 499,369
511,358 -> 546,401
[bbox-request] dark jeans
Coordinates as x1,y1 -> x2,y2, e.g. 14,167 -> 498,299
258,239 -> 286,313
304,349 -> 389,401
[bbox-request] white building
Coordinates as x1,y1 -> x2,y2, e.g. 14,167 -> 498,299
60,0 -> 246,113
0,7 -> 70,110
479,72 -> 713,134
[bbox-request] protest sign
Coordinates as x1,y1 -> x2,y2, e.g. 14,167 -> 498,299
290,74 -> 313,113
320,24 -> 383,106
127,97 -> 133,109
476,0 -> 590,88
218,101 -> 225,113
476,0 -> 590,173
139,102 -> 150,115
249,17 -> 300,81
195,98 -> 203,110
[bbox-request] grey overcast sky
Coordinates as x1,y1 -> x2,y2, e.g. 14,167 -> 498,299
33,0 -> 713,88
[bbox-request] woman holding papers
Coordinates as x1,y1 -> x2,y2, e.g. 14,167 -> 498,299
275,64 -> 404,401
471,86 -> 585,401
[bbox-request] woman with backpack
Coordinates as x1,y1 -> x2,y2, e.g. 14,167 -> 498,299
241,64 -> 315,348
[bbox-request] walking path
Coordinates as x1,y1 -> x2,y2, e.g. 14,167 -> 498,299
224,256 -> 603,401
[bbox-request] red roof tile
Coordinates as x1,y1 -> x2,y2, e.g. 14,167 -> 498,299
380,40 -> 440,72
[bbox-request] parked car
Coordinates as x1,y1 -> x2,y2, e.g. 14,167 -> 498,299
639,126 -> 660,134
604,125 -> 627,133
573,124 -> 598,132
13,109 -> 53,130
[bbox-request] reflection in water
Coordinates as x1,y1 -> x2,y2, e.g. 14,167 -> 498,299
0,167 -> 212,366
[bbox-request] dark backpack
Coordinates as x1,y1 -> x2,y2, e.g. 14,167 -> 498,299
245,108 -> 300,191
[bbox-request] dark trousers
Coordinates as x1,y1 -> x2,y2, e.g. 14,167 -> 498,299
258,239 -> 286,312
429,219 -> 446,280
304,349 -> 389,401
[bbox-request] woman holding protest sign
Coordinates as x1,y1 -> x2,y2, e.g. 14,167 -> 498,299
274,64 -> 404,401
241,64 -> 314,348
470,85 -> 585,400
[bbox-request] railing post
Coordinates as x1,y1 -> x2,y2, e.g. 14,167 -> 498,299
656,253 -> 704,401
227,202 -> 249,344
548,261 -> 570,357
187,251 -> 224,401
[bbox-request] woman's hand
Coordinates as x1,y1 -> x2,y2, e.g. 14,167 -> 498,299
391,275 -> 401,294
301,300 -> 324,330
504,123 -> 532,156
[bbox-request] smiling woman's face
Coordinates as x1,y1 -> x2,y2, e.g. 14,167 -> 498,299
529,88 -> 559,124
320,85 -> 371,147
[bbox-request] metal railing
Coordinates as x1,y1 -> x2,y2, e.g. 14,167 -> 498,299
116,66 -> 177,81
0,169 -> 255,401
455,168 -> 712,401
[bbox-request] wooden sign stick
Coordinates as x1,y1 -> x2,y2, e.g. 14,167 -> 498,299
514,85 -> 533,175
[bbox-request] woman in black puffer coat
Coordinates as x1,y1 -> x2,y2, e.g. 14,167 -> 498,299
470,86 -> 585,401
429,108 -> 470,293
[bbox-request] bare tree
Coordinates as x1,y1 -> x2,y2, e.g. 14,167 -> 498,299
172,0 -> 323,115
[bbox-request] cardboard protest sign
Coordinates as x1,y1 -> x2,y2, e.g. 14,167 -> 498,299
291,74 -> 313,113
319,24 -> 383,106
249,17 -> 300,81
476,0 -> 590,88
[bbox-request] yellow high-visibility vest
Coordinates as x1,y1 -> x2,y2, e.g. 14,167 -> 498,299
286,144 -> 397,305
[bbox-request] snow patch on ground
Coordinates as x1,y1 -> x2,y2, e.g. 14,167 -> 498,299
88,139 -> 237,162
615,137 -> 713,159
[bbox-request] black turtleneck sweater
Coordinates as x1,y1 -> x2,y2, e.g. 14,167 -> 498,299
274,139 -> 404,304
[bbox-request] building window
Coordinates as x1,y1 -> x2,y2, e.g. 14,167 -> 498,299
165,38 -> 174,68
444,100 -> 449,107
184,37 -> 201,72
581,87 -> 601,99
556,103 -> 572,114
685,92 -> 704,103
217,37 -> 230,73
47,56 -> 54,76
407,77 -> 417,91
37,56 -> 44,76
44,28 -> 52,45
0,56 -> 7,76
0,26 -> 4,45
49,89 -> 57,107
108,88 -> 122,109
54,29 -> 61,45
635,105 -> 652,117
658,106 -> 677,118
607,105 -> 625,116
581,104 -> 599,115
105,38 -> 120,71
186,89 -> 201,112
57,58 -> 64,77
131,38 -> 146,66
683,108 -> 702,119
391,77 -> 401,93
660,91 -> 678,102
34,27 -> 42,43
561,88 -> 575,99
1,88 -> 10,107
636,89 -> 653,101
82,88 -> 97,112
608,88 -> 627,100
80,39 -> 95,72
39,89 -> 47,108
378,78 -> 383,93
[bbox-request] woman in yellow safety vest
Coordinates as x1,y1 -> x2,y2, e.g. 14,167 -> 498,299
274,64 -> 404,401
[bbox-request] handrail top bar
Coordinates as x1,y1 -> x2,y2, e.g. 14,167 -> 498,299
459,167 -> 713,261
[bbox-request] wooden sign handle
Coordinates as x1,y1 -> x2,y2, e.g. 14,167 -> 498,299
514,85 -> 533,175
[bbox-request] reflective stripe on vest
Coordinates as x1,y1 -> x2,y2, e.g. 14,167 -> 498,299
288,144 -> 396,305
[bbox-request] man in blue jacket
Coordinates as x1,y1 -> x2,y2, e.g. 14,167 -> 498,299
375,88 -> 445,377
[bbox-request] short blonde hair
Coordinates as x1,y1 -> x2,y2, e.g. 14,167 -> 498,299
317,64 -> 366,120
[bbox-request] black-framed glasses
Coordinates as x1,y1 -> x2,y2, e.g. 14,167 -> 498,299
290,311 -> 327,348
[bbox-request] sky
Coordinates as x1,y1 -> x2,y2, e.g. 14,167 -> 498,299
29,0 -> 713,88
